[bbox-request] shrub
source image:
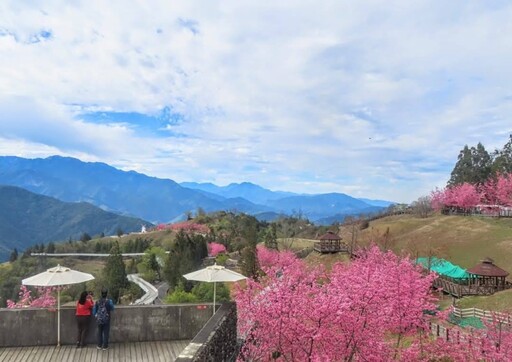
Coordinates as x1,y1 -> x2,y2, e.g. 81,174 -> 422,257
192,282 -> 230,303
215,253 -> 229,266
165,290 -> 199,303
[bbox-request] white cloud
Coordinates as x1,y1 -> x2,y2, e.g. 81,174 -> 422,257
1,1 -> 512,203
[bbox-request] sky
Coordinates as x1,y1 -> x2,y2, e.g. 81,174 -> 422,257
1,1 -> 511,203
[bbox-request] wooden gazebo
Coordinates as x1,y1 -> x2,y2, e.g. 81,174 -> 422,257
314,231 -> 346,253
467,257 -> 510,292
418,256 -> 512,297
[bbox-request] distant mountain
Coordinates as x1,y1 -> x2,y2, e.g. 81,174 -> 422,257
0,156 -> 267,223
181,181 -> 296,204
0,156 -> 389,224
0,185 -> 149,261
315,207 -> 385,226
264,193 -> 380,221
182,183 -> 392,221
357,198 -> 395,208
253,211 -> 288,222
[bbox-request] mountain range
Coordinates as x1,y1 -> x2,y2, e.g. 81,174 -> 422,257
0,185 -> 148,261
0,156 -> 394,224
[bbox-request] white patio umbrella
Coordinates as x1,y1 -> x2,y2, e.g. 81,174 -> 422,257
22,264 -> 95,346
183,263 -> 246,316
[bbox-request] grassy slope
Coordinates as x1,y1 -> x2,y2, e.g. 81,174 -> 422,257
356,214 -> 512,271
276,237 -> 351,270
354,214 -> 512,311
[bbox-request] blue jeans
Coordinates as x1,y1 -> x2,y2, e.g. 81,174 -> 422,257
97,323 -> 110,348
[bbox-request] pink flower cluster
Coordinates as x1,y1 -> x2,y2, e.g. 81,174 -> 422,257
154,221 -> 210,234
432,173 -> 512,211
235,246 -> 512,361
7,285 -> 56,309
208,242 -> 227,257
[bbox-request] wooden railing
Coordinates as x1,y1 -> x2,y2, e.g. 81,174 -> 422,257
429,322 -> 466,344
434,278 -> 510,298
441,207 -> 512,218
427,308 -> 512,347
452,307 -> 512,326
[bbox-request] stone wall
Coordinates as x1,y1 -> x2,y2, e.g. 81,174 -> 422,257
176,302 -> 238,362
0,304 -> 213,347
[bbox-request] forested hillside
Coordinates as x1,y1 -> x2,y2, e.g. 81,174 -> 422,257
0,185 -> 149,261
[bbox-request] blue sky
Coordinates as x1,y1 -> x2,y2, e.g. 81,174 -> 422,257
0,1 -> 511,203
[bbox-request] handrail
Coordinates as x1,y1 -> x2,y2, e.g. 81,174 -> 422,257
452,307 -> 512,325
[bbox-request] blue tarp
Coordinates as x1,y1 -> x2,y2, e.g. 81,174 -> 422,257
416,257 -> 470,279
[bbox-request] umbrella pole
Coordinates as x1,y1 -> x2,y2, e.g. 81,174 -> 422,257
213,282 -> 216,316
57,288 -> 61,347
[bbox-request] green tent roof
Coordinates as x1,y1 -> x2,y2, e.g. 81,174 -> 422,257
416,257 -> 470,279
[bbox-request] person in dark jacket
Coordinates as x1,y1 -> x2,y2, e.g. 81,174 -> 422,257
93,288 -> 115,350
75,291 -> 94,348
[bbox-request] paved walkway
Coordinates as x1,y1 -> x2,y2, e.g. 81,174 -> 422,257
0,340 -> 190,362
127,274 -> 159,305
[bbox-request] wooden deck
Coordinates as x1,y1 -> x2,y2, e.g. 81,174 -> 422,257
434,277 -> 511,298
0,340 -> 190,362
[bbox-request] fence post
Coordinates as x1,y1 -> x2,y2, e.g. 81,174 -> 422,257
436,324 -> 440,337
446,328 -> 450,342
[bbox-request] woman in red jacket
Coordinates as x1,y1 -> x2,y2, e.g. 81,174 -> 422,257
76,291 -> 94,348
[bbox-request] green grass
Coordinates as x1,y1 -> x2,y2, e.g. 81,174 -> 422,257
276,237 -> 315,251
353,214 -> 512,311
456,289 -> 512,312
304,252 -> 350,270
357,214 -> 512,271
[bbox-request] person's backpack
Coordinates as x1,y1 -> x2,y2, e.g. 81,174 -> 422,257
95,298 -> 110,325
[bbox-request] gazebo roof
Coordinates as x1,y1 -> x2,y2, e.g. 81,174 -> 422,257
318,231 -> 341,241
467,258 -> 509,277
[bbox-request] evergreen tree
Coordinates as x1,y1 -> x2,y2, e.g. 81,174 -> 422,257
46,242 -> 55,254
240,243 -> 258,279
9,248 -> 18,263
103,241 -> 128,303
264,224 -> 278,250
163,230 -> 208,291
125,239 -> 134,253
492,134 -> 512,175
80,232 -> 92,243
239,216 -> 260,279
148,253 -> 160,280
142,247 -> 166,281
126,258 -> 137,274
163,249 -> 181,290
448,143 -> 491,186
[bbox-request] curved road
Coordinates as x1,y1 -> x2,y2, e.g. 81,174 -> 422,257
127,274 -> 159,305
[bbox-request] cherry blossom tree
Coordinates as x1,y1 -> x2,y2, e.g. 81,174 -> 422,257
237,245 -> 512,361
433,173 -> 512,211
479,177 -> 499,205
449,183 -> 481,209
154,221 -> 210,234
236,246 -> 438,361
430,183 -> 481,211
495,173 -> 512,206
208,242 -> 227,257
7,285 -> 56,308
430,188 -> 446,211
